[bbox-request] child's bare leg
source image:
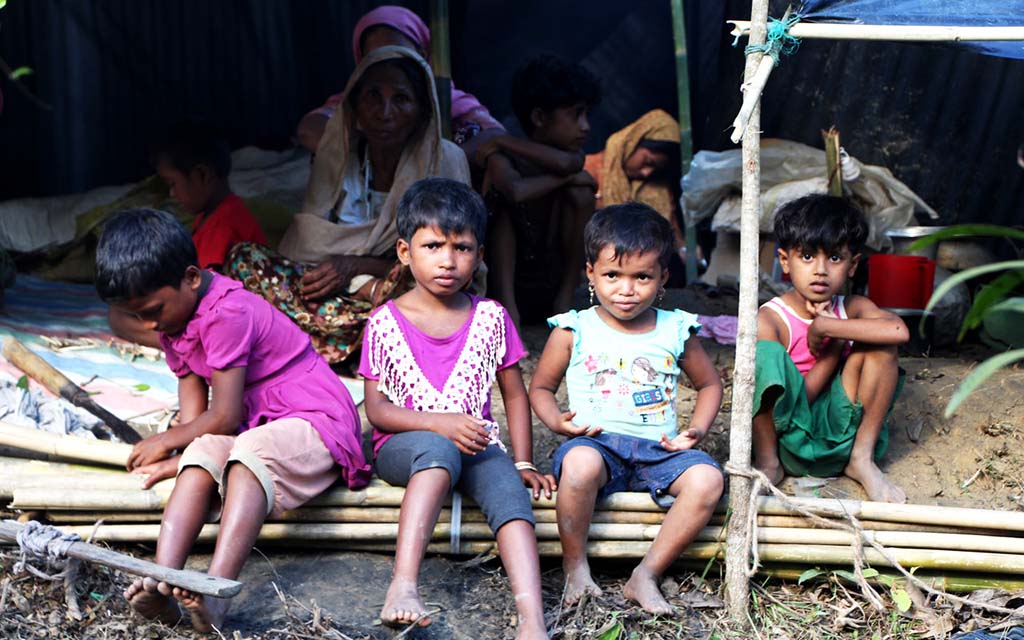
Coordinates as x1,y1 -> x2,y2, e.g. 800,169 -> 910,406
495,520 -> 549,639
488,208 -> 520,327
556,446 -> 607,604
624,465 -> 723,615
840,345 -> 906,503
554,185 -> 595,312
381,467 -> 449,627
125,467 -> 215,624
173,463 -> 268,632
752,387 -> 784,485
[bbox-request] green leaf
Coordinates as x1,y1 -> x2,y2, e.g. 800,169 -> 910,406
833,569 -> 857,583
924,261 -> 1024,337
908,224 -> 1024,251
16,375 -> 29,390
0,0 -> 7,11
798,568 -> 824,584
132,383 -> 150,392
891,587 -> 913,612
959,271 -> 1024,340
945,348 -> 1024,417
9,66 -> 33,80
861,568 -> 879,578
596,623 -> 623,640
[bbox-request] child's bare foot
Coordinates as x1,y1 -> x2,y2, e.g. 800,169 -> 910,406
562,560 -> 602,605
124,577 -> 182,625
844,458 -> 906,503
754,459 -> 785,488
516,620 -> 550,640
623,565 -> 675,616
380,578 -> 432,628
172,587 -> 229,633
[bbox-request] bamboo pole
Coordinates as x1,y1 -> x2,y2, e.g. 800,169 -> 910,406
725,0 -> 770,624
0,421 -> 132,467
670,0 -> 699,282
0,521 -> 240,597
429,0 -> 452,140
823,127 -> 842,196
728,21 -> 1024,43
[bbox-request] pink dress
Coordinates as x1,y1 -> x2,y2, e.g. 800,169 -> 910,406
160,273 -> 371,488
358,295 -> 526,454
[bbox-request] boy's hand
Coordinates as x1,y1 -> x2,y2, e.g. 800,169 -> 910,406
660,428 -> 704,452
805,299 -> 838,319
473,135 -> 506,166
433,413 -> 492,455
127,433 -> 174,471
519,469 -> 557,500
568,171 -> 598,191
554,410 -> 600,438
807,317 -> 847,358
131,456 -> 180,489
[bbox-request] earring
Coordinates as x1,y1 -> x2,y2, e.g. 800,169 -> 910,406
588,281 -> 595,306
656,287 -> 665,305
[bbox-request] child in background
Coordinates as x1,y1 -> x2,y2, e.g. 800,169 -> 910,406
108,122 -> 266,347
754,194 -> 909,503
482,55 -> 601,326
529,203 -> 724,615
96,209 -> 369,632
360,178 -> 552,638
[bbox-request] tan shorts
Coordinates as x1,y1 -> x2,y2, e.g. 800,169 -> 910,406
178,418 -> 339,520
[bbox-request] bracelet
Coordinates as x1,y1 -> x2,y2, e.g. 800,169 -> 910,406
514,461 -> 538,473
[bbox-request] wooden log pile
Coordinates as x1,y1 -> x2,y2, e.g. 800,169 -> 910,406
5,422 -> 1024,592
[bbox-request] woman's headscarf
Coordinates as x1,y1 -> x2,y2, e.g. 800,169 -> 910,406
600,109 -> 681,220
278,46 -> 470,263
352,5 -> 485,122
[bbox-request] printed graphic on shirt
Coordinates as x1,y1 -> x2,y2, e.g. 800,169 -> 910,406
585,352 -> 676,425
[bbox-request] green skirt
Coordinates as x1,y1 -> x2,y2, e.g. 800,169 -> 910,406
754,340 -> 903,477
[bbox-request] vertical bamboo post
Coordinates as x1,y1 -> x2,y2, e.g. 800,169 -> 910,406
430,0 -> 452,140
670,0 -> 698,283
823,127 -> 843,196
725,0 -> 770,626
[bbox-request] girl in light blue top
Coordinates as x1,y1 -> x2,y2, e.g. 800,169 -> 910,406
529,202 -> 724,616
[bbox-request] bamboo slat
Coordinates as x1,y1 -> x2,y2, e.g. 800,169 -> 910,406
0,422 -> 132,467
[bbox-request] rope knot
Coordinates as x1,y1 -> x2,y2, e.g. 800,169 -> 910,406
11,520 -> 82,581
736,13 -> 803,66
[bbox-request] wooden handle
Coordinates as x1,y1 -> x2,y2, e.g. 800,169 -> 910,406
2,338 -> 143,443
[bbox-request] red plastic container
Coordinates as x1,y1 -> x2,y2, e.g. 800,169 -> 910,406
868,254 -> 936,309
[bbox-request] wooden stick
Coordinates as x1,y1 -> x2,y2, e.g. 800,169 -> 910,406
2,338 -> 142,443
0,422 -> 132,468
823,127 -> 842,196
728,21 -> 1024,43
0,520 -> 240,597
726,0 -> 770,624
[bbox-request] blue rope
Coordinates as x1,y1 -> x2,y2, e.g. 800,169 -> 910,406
735,14 -> 803,67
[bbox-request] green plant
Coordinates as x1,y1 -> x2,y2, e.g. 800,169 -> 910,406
912,225 -> 1024,416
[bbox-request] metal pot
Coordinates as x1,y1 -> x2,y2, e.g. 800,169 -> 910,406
885,226 -> 945,259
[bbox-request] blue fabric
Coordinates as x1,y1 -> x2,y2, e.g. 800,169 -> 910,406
548,307 -> 701,441
800,0 -> 1024,59
552,431 -> 721,508
953,629 -> 1024,640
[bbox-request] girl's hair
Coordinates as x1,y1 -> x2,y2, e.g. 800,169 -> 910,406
585,202 -> 674,268
396,178 -> 488,245
773,194 -> 869,255
95,208 -> 197,302
510,55 -> 601,135
348,57 -> 430,129
636,139 -> 681,180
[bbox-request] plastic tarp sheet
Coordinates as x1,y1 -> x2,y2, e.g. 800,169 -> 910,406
800,0 -> 1024,59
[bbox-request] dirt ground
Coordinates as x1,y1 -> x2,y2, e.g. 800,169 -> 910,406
4,285 -> 1024,639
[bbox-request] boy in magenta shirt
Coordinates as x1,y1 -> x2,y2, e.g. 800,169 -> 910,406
96,208 -> 368,633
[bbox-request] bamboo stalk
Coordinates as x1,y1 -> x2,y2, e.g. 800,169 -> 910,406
0,521 -> 239,597
0,421 -> 132,467
726,0 -> 770,623
823,127 -> 842,196
728,21 -> 1024,43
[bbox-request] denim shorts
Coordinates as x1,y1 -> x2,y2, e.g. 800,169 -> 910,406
375,431 -> 535,532
552,432 -> 722,508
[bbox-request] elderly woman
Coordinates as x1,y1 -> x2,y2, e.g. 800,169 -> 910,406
228,46 -> 469,364
295,5 -> 503,166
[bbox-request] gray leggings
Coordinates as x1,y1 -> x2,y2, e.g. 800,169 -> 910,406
375,431 -> 535,532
